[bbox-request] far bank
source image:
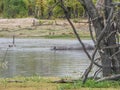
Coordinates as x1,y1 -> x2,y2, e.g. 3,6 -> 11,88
0,18 -> 92,39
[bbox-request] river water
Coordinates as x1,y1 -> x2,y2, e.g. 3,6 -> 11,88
0,38 -> 94,78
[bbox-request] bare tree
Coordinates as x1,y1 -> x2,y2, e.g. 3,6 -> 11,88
59,0 -> 120,83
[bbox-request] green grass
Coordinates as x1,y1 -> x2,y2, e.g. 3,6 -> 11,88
0,77 -> 120,90
58,79 -> 120,90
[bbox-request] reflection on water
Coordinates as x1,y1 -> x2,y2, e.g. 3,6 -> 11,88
0,38 -> 93,78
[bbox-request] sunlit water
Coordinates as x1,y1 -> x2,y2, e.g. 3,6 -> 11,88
0,38 -> 95,78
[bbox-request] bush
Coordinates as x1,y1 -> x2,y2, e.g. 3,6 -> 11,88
3,0 -> 28,18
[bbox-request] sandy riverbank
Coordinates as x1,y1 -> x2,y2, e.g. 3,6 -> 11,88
0,18 -> 91,38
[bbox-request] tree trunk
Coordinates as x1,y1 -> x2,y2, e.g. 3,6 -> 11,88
78,0 -> 120,77
104,0 -> 120,74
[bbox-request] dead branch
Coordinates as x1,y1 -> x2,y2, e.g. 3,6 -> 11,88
59,0 -> 91,60
60,0 -> 102,67
60,0 -> 104,84
88,15 -> 96,44
94,57 -> 101,62
96,7 -> 114,46
109,50 -> 120,59
112,2 -> 120,6
82,48 -> 98,84
105,31 -> 116,40
116,32 -> 119,44
96,74 -> 120,82
102,44 -> 120,49
94,68 -> 102,80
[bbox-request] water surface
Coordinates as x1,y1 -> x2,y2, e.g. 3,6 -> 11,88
0,38 -> 94,78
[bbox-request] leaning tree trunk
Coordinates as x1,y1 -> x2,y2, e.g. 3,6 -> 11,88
78,0 -> 120,77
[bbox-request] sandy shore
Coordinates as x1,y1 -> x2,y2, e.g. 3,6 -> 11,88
0,18 -> 91,38
0,18 -> 36,30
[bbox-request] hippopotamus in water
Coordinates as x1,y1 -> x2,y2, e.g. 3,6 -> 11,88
51,43 -> 94,50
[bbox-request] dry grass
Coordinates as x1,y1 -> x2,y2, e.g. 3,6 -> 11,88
0,77 -> 59,90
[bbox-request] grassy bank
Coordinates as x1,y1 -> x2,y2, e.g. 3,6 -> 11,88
0,76 -> 120,90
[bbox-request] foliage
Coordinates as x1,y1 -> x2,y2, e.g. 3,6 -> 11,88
0,0 -> 4,15
0,0 -> 85,18
0,0 -> 120,18
3,0 -> 29,18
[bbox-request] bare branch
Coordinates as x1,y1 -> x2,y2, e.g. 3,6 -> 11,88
94,68 -> 102,80
109,50 -> 120,60
88,15 -> 96,44
82,48 -> 98,84
59,0 -> 91,60
60,0 -> 102,84
102,44 -> 120,49
96,74 -> 120,82
60,0 -> 102,67
96,7 -> 114,46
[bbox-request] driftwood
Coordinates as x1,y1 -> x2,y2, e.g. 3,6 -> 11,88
96,74 -> 120,82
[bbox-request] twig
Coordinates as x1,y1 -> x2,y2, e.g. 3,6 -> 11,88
102,44 -> 120,49
105,30 -> 116,40
109,50 -> 120,59
116,32 -> 119,44
2,48 -> 9,62
88,15 -> 96,44
93,68 -> 102,80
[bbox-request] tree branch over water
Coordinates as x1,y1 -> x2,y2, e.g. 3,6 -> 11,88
59,0 -> 102,84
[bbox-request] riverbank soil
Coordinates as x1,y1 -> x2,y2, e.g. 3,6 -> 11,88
0,18 -> 93,38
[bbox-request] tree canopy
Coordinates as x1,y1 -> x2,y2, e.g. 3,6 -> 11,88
0,0 -> 85,18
